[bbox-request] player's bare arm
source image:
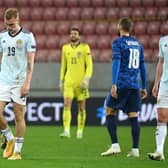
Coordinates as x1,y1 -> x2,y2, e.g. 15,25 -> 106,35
152,57 -> 163,98
140,89 -> 147,99
21,52 -> 35,97
111,84 -> 118,98
0,53 -> 2,64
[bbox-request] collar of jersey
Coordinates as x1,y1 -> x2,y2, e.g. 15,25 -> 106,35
8,27 -> 22,37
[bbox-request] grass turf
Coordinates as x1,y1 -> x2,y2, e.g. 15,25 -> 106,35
0,126 -> 167,168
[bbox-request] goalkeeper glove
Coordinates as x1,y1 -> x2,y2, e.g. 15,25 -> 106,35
59,80 -> 64,92
80,77 -> 90,89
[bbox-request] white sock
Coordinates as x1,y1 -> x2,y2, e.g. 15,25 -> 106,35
1,127 -> 14,141
14,137 -> 24,153
155,122 -> 167,154
112,143 -> 120,148
132,148 -> 139,153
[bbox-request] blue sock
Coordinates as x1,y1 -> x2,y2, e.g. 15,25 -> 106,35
106,115 -> 118,144
129,117 -> 140,148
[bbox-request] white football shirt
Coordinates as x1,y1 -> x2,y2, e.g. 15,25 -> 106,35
0,28 -> 36,84
158,35 -> 168,92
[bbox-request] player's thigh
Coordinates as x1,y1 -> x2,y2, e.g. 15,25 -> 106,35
11,85 -> 26,106
105,107 -> 117,115
125,89 -> 141,113
0,83 -> 11,102
157,108 -> 168,122
64,85 -> 74,99
105,90 -> 128,110
75,88 -> 89,101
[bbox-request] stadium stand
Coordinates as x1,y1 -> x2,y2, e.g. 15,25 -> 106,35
129,0 -> 142,7
106,8 -> 119,20
141,0 -> 155,7
0,0 -> 166,63
95,22 -> 108,35
131,8 -> 145,19
84,35 -> 98,49
29,0 -> 41,7
94,8 -> 106,20
55,8 -> 68,20
104,0 -> 116,7
53,0 -> 66,7
16,0 -> 29,7
4,0 -> 16,7
116,0 -> 129,7
160,21 -> 168,35
68,8 -> 81,20
79,0 -> 91,7
41,0 -> 53,7
91,0 -> 104,7
43,8 -> 56,20
155,0 -> 168,7
137,35 -> 149,49
81,8 -> 94,20
31,21 -> 44,35
36,35 -> 46,49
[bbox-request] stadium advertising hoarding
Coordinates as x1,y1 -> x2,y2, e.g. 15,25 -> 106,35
4,97 -> 157,125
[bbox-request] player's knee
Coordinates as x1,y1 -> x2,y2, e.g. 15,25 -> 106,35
64,98 -> 72,107
128,112 -> 138,118
105,107 -> 117,115
157,110 -> 168,122
158,114 -> 168,122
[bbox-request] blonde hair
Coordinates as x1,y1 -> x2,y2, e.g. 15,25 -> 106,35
4,8 -> 19,20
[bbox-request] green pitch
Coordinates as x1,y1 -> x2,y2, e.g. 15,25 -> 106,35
0,126 -> 167,168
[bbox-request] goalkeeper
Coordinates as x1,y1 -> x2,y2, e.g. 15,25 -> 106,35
59,27 -> 93,139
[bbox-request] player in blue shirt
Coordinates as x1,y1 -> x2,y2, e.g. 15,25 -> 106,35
101,18 -> 147,157
0,8 -> 36,160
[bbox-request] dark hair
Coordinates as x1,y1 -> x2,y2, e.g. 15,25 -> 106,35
118,18 -> 133,33
70,27 -> 81,35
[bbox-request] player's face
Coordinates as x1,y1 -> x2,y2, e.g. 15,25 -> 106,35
70,30 -> 80,43
4,17 -> 19,34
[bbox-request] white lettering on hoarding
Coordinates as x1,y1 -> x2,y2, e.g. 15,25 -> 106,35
99,103 -> 158,125
4,102 -> 64,123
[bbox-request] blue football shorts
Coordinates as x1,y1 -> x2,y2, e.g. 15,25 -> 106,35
105,88 -> 141,113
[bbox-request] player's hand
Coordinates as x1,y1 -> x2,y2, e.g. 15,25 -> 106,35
152,84 -> 158,98
21,82 -> 30,97
59,80 -> 64,92
140,89 -> 147,99
111,84 -> 118,99
80,77 -> 90,89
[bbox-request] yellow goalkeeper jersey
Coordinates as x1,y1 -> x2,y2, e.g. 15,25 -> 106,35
60,42 -> 93,86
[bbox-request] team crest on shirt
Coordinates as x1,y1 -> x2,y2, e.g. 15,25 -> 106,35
164,44 -> 168,47
77,52 -> 81,58
16,39 -> 23,48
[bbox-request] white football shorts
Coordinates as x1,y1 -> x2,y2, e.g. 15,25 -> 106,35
0,83 -> 26,105
157,89 -> 168,108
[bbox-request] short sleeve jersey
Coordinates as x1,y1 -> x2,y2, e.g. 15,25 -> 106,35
158,35 -> 168,91
0,28 -> 36,84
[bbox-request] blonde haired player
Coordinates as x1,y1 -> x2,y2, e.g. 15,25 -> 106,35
0,8 -> 36,160
59,27 -> 93,139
